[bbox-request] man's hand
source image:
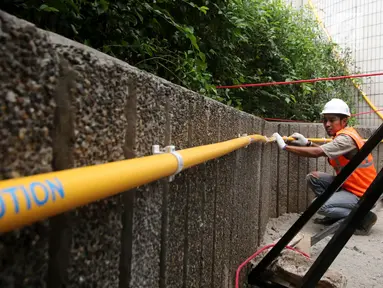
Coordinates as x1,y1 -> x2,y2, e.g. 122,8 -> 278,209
273,133 -> 287,150
289,132 -> 310,146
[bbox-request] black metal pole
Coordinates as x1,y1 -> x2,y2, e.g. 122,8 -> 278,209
301,166 -> 383,287
248,122 -> 383,285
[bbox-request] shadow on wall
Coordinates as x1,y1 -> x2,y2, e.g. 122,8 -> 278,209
0,10 -> 382,288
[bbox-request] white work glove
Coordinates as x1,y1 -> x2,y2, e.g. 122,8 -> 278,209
273,133 -> 287,150
289,132 -> 309,146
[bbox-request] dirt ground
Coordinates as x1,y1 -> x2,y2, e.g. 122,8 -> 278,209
262,203 -> 383,287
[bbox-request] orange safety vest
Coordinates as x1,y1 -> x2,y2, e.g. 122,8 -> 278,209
328,127 -> 377,197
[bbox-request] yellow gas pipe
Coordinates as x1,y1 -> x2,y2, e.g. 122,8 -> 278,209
0,133 -> 378,233
0,134 -> 269,233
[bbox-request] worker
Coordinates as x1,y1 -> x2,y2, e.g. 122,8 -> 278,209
273,98 -> 378,235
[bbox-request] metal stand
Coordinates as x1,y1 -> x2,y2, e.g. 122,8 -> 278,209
301,166 -> 383,287
248,122 -> 383,287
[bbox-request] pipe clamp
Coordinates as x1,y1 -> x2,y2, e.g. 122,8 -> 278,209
152,145 -> 184,182
239,133 -> 251,148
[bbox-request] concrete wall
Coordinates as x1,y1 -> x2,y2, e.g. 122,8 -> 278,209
0,11 -> 383,288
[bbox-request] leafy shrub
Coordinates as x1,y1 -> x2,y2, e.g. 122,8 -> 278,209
1,0 -> 357,122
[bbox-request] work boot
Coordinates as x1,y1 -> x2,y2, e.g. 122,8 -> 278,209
313,216 -> 340,226
355,211 -> 378,236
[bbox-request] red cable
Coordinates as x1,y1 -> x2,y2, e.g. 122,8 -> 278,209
216,72 -> 383,89
352,108 -> 383,117
262,107 -> 383,123
235,244 -> 310,288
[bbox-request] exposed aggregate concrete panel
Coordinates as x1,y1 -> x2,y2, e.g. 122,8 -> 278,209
298,124 -> 309,211
287,123 -> 300,213
277,123 -> 290,214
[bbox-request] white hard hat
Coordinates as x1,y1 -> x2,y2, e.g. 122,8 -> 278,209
321,98 -> 351,117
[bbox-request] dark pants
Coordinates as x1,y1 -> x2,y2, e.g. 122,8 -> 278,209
306,171 -> 359,219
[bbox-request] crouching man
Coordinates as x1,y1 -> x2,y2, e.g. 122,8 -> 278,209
273,98 -> 378,235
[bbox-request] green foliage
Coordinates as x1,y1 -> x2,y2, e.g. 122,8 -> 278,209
1,0 -> 357,121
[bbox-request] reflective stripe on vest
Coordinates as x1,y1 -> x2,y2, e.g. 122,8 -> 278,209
332,157 -> 373,173
328,127 -> 377,197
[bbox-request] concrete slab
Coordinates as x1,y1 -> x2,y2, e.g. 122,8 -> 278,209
259,121 -> 275,242
278,123 -> 290,214
214,104 -> 238,287
127,76 -> 168,288
160,85 -> 191,288
240,114 -> 260,262
0,10 -> 58,286
268,121 -> 279,218
183,95 -> 207,288
298,124 -> 309,211
57,39 -> 128,288
307,125 -> 319,205
251,117 -> 264,242
288,123 -> 300,213
200,100 -> 221,287
230,111 -> 243,280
